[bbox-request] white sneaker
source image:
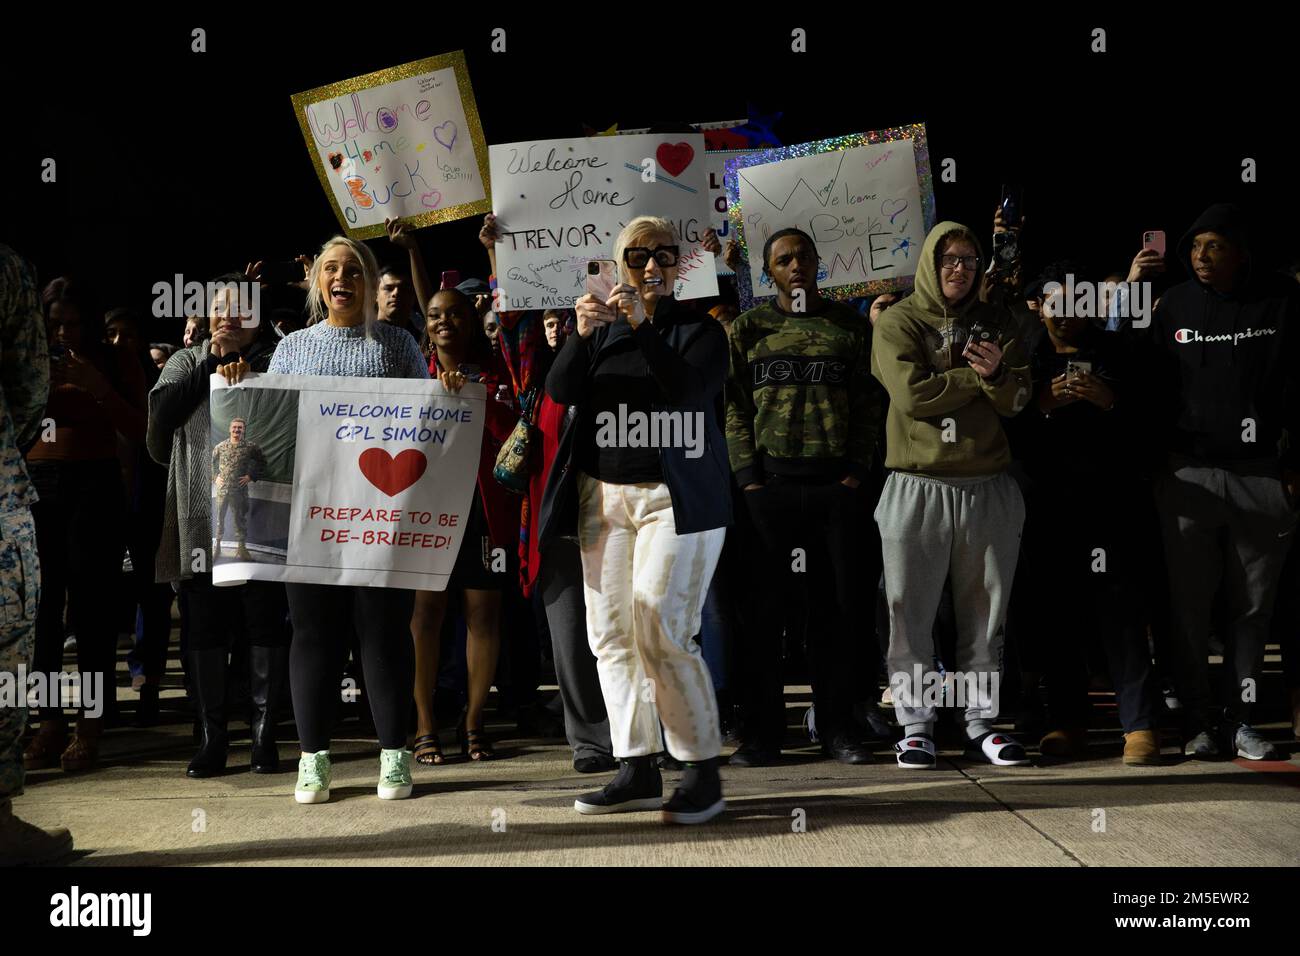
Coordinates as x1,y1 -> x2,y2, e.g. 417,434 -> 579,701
295,751 -> 331,804
377,748 -> 413,800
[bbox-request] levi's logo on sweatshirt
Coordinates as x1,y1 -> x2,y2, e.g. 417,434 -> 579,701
1173,327 -> 1276,346
752,355 -> 847,387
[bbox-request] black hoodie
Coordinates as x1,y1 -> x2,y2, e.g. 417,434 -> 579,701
1141,204 -> 1300,470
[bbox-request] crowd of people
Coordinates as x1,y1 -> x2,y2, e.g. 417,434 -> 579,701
3,192 -> 1299,861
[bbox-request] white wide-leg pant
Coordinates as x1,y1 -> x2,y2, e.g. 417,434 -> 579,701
576,474 -> 724,761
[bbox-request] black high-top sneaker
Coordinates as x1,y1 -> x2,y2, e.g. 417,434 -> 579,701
574,756 -> 662,815
662,758 -> 725,825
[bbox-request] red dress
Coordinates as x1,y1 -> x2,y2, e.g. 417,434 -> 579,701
428,351 -> 521,560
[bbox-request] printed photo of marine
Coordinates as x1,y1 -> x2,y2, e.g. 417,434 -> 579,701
212,417 -> 267,560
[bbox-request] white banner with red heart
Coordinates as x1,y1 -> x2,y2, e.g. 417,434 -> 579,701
488,132 -> 718,310
211,372 -> 484,591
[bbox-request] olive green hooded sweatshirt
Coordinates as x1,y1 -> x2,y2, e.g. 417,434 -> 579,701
870,220 -> 1031,476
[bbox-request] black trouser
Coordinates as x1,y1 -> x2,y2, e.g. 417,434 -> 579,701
29,459 -> 126,722
127,479 -> 174,684
540,537 -> 611,759
180,575 -> 289,651
287,583 -> 414,752
738,475 -> 864,748
1154,458 -> 1297,729
1022,482 -> 1157,734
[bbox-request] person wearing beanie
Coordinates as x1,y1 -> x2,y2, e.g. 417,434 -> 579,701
871,220 -> 1034,769
1137,203 -> 1300,761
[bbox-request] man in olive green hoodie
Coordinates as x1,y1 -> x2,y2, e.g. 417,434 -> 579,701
871,220 -> 1032,768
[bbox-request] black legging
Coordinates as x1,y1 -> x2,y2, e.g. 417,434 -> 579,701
29,458 -> 126,722
287,583 -> 414,752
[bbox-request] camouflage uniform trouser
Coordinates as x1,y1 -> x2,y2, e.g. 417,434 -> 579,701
0,509 -> 39,801
216,490 -> 250,547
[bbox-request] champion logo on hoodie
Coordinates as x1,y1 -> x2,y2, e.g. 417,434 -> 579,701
1173,327 -> 1276,346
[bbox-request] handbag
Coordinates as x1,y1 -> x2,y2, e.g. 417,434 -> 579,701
492,386 -> 538,493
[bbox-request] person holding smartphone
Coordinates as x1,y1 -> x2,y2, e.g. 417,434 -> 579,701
267,236 -> 430,803
542,216 -> 731,823
871,220 -> 1034,769
1018,262 -> 1161,765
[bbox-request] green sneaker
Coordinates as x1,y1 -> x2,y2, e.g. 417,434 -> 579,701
295,751 -> 331,804
378,748 -> 413,800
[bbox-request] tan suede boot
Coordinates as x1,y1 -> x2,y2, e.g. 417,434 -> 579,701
1123,729 -> 1161,766
1039,727 -> 1087,758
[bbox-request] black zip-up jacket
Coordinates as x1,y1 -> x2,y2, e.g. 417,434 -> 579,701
1137,204 -> 1300,471
539,296 -> 732,545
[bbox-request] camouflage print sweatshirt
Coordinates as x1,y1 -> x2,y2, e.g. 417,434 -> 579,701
726,299 -> 882,487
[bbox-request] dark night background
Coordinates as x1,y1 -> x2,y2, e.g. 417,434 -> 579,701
6,12 -> 1296,341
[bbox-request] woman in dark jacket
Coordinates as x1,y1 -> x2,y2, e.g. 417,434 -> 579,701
543,216 -> 731,824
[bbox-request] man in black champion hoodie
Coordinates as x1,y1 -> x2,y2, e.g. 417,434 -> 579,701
1142,203 -> 1300,760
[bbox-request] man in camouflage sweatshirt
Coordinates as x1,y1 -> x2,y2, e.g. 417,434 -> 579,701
212,417 -> 266,560
725,228 -> 884,766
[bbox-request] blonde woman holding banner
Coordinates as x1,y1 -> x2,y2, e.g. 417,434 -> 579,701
542,217 -> 731,824
267,236 -> 430,804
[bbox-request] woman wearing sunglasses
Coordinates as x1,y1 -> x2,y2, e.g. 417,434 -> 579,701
542,216 -> 731,823
870,220 -> 1034,769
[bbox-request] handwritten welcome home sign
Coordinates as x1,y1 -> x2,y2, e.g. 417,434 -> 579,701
212,373 -> 484,591
488,133 -> 718,310
291,52 -> 490,239
726,124 -> 935,306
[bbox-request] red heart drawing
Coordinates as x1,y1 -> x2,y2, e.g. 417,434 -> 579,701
656,142 -> 694,178
358,448 -> 427,497
420,190 -> 443,209
328,152 -> 344,171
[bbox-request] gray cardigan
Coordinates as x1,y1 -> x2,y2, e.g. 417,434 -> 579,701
147,339 -> 276,582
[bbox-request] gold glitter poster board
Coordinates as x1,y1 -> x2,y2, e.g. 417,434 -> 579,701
291,52 -> 491,239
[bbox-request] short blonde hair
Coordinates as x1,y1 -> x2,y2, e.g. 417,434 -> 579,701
613,216 -> 679,284
305,236 -> 379,335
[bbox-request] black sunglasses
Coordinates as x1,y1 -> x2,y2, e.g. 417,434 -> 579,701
623,245 -> 679,269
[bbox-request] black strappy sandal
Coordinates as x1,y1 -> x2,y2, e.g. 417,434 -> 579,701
457,710 -> 494,761
413,733 -> 444,766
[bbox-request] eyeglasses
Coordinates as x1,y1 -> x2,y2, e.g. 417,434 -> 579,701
940,254 -> 980,272
623,245 -> 679,269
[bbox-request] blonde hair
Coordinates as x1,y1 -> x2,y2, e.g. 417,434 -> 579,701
305,236 -> 379,335
613,216 -> 679,284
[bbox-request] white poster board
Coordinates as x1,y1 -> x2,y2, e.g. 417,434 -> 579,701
210,373 -> 484,591
488,133 -> 718,309
292,52 -> 490,239
731,135 -> 928,298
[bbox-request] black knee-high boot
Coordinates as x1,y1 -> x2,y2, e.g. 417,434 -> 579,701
249,646 -> 289,773
187,648 -> 229,778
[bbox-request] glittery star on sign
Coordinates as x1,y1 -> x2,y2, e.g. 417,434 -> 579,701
734,106 -> 783,148
581,122 -> 620,137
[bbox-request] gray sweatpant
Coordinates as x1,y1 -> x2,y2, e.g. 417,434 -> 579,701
1153,457 -> 1297,728
875,471 -> 1025,738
